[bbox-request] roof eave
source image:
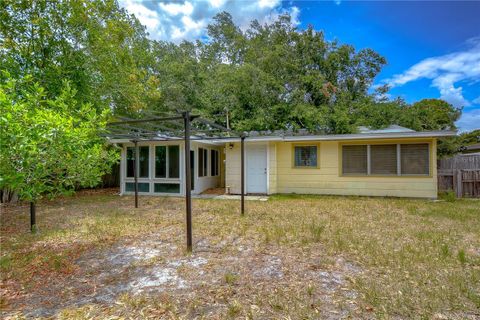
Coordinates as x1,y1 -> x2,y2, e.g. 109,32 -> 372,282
105,130 -> 457,144
283,130 -> 457,141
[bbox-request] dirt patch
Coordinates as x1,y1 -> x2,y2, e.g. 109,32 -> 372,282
6,233 -> 363,319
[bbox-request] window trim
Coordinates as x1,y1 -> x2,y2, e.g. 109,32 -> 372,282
400,143 -> 431,176
153,182 -> 181,194
154,145 -> 180,179
198,147 -> 209,177
342,144 -> 368,176
339,141 -> 432,177
126,145 -> 150,178
369,144 -> 399,176
210,149 -> 219,176
291,143 -> 320,169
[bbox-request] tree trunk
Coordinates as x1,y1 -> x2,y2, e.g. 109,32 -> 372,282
1,189 -> 18,203
30,202 -> 37,233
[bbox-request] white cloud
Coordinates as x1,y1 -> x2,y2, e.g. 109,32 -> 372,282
456,108 -> 480,132
123,2 -> 159,31
119,0 -> 300,43
159,2 -> 194,16
384,38 -> 480,108
472,96 -> 480,104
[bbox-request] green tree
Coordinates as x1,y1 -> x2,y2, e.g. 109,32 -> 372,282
195,12 -> 387,133
437,129 -> 480,158
399,99 -> 461,131
0,0 -> 159,113
0,75 -> 118,232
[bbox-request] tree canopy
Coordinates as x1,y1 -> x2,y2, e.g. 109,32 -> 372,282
0,74 -> 118,204
1,2 -> 464,135
1,0 -> 160,113
144,12 -> 463,136
1,0 -> 474,195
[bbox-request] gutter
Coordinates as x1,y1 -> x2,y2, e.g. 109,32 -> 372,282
107,130 -> 457,144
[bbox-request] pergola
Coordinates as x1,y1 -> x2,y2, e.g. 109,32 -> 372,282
104,111 -> 246,252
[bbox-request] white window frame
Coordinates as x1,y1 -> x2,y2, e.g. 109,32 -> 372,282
198,147 -> 208,177
154,145 -> 180,179
210,149 -> 219,176
126,145 -> 150,178
293,145 -> 319,168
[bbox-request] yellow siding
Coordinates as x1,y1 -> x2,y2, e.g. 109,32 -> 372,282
276,138 -> 437,198
219,147 -> 226,188
268,143 -> 277,194
225,142 -> 241,194
225,142 -> 278,194
225,138 -> 438,198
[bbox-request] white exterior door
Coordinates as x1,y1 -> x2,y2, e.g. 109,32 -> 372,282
246,144 -> 267,194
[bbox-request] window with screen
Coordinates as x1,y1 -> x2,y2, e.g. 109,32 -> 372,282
138,146 -> 149,177
155,145 -> 180,179
126,146 -> 149,178
154,183 -> 180,193
126,147 -> 135,177
211,150 -> 219,176
342,145 -> 367,175
168,145 -> 180,178
155,146 -> 167,178
342,143 -> 430,176
370,144 -> 397,175
125,182 -> 149,192
198,148 -> 208,177
294,146 -> 318,167
401,144 -> 429,175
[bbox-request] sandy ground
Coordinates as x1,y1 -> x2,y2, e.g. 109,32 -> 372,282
9,231 -> 363,319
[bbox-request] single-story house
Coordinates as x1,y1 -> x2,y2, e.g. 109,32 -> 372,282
461,142 -> 480,154
111,125 -> 456,198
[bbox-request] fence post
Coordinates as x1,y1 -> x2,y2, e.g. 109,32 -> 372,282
456,169 -> 463,198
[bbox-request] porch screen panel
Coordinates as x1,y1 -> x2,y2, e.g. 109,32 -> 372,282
294,146 -> 317,167
126,147 -> 134,177
203,148 -> 208,176
371,144 -> 397,175
198,148 -> 205,177
155,146 -> 166,178
401,144 -> 429,175
125,182 -> 149,192
168,145 -> 180,178
154,183 -> 180,193
211,150 -> 219,176
138,146 -> 149,178
342,145 -> 367,175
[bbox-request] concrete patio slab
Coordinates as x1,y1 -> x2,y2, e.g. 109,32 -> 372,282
193,194 -> 269,201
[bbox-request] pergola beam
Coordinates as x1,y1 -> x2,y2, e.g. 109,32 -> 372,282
105,112 -> 245,253
183,111 -> 193,252
108,115 -> 185,125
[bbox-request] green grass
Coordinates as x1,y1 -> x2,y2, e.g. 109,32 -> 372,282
1,191 -> 479,318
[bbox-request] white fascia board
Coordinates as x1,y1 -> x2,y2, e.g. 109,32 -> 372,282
108,130 -> 456,145
108,139 -> 132,144
210,136 -> 283,143
108,138 -> 225,146
106,137 -> 184,144
194,140 -> 225,146
283,130 -> 457,141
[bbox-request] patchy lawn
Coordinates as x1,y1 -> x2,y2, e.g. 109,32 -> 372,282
1,190 -> 479,319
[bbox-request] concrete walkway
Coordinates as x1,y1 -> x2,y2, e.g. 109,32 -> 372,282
193,194 -> 269,201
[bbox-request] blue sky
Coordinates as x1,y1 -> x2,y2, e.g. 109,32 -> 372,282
120,0 -> 480,132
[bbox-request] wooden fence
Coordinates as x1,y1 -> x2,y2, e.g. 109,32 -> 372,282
100,162 -> 120,188
438,154 -> 480,198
